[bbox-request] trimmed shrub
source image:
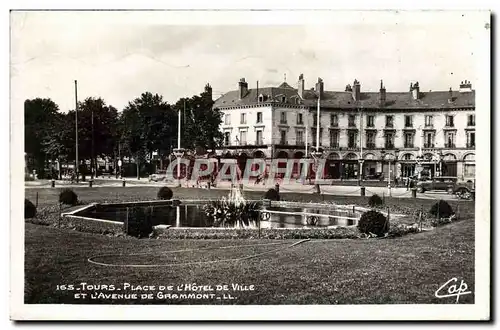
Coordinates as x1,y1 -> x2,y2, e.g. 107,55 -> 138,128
357,210 -> 389,237
264,188 -> 280,201
24,199 -> 37,218
59,189 -> 78,206
125,206 -> 154,238
429,200 -> 454,219
157,186 -> 173,200
368,194 -> 383,207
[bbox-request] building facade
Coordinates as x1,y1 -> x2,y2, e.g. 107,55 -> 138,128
213,75 -> 475,182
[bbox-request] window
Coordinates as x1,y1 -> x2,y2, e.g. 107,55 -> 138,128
366,132 -> 376,148
313,113 -> 318,127
224,114 -> 231,125
258,95 -> 264,103
366,115 -> 375,127
348,131 -> 357,148
468,114 -> 475,126
385,133 -> 395,149
296,130 -> 304,145
404,133 -> 414,148
330,114 -> 338,127
404,115 -> 413,128
240,113 -> 246,124
280,130 -> 287,144
425,115 -> 433,127
256,130 -> 263,145
424,132 -> 434,148
297,113 -> 303,125
256,112 -> 263,124
280,96 -> 286,103
348,115 -> 356,127
329,130 -> 339,148
280,112 -> 287,124
467,132 -> 475,148
224,132 -> 230,146
464,164 -> 476,177
445,132 -> 455,148
239,130 -> 247,145
385,115 -> 394,128
446,115 -> 454,127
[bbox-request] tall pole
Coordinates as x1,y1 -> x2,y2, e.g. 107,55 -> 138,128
305,109 -> 308,157
316,96 -> 320,150
91,109 -> 94,180
74,80 -> 79,183
359,107 -> 363,185
177,105 -> 182,187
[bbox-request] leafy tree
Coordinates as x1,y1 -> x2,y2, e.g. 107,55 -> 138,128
76,97 -> 118,178
24,98 -> 60,176
174,87 -> 223,153
119,92 -> 174,179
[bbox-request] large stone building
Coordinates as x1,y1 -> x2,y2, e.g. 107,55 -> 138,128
213,75 -> 475,182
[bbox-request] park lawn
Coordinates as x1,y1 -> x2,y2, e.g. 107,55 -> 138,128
25,216 -> 475,305
25,186 -> 475,219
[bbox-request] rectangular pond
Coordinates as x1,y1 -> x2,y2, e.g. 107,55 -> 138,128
78,202 -> 363,228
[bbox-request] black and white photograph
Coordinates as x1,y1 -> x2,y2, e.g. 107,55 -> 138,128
9,8 -> 491,321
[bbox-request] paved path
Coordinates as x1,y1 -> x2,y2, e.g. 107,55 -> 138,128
25,178 -> 459,200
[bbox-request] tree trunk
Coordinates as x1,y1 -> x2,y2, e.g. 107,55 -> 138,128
136,154 -> 140,180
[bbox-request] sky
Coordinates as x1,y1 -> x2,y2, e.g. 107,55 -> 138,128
10,10 -> 487,112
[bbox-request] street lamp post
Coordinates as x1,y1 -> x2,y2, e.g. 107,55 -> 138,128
74,80 -> 79,183
358,106 -> 363,186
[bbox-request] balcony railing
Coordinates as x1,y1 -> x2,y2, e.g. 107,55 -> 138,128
404,143 -> 414,148
424,143 -> 435,148
330,143 -> 339,148
444,143 -> 456,148
255,140 -> 264,145
445,122 -> 455,128
348,122 -> 356,128
467,121 -> 475,127
279,140 -> 288,145
466,142 -> 475,148
385,143 -> 395,149
366,143 -> 376,149
385,123 -> 394,128
347,144 -> 358,150
279,120 -> 287,124
296,141 -> 305,146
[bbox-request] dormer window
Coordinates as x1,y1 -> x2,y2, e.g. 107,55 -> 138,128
281,96 -> 286,103
258,94 -> 265,103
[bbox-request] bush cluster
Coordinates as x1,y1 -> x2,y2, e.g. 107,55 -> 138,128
368,194 -> 384,207
25,199 -> 37,218
59,189 -> 78,206
357,210 -> 389,237
264,188 -> 280,201
429,200 -> 454,219
157,186 -> 173,200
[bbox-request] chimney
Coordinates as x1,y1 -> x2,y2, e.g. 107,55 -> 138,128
411,81 -> 420,100
315,77 -> 324,98
352,79 -> 361,101
238,78 -> 248,99
448,87 -> 454,103
379,79 -> 386,106
204,83 -> 213,101
459,80 -> 472,93
298,74 -> 305,99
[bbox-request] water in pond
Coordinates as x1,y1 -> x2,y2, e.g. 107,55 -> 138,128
82,203 -> 363,228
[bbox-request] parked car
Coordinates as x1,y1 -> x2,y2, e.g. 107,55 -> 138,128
452,180 -> 475,199
416,176 -> 458,193
149,170 -> 168,182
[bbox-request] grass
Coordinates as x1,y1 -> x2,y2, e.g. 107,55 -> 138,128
24,186 -> 475,304
25,219 -> 474,304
